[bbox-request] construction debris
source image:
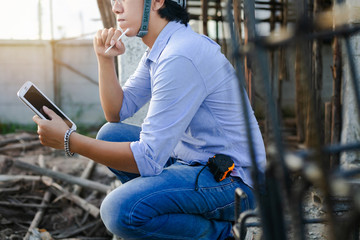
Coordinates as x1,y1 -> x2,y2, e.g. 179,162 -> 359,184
0,131 -> 115,239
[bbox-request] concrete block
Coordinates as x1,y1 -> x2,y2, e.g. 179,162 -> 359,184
118,36 -> 148,126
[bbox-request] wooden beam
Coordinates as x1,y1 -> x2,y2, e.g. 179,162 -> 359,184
13,159 -> 111,194
97,0 -> 116,28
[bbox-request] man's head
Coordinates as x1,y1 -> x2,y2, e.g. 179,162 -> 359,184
137,0 -> 189,37
158,0 -> 189,26
111,0 -> 188,38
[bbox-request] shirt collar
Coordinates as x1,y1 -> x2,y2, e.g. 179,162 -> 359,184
146,21 -> 184,64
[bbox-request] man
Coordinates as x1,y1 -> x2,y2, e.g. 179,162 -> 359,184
34,0 -> 266,238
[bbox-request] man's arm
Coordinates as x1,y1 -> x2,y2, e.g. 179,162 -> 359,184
94,28 -> 125,122
70,132 -> 139,173
33,106 -> 139,174
97,56 -> 123,122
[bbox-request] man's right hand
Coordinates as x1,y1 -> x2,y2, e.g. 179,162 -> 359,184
93,28 -> 126,58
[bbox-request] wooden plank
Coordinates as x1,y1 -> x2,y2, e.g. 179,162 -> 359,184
330,38 -> 342,167
43,178 -> 100,218
13,159 -> 110,194
24,155 -> 53,240
72,159 -> 96,195
0,141 -> 42,153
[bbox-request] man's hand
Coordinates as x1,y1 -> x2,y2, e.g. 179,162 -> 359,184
93,28 -> 126,58
33,106 -> 70,149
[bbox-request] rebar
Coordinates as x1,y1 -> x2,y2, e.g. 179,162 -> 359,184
226,0 -> 360,239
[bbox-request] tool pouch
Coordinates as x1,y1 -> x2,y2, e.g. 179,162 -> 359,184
208,154 -> 235,182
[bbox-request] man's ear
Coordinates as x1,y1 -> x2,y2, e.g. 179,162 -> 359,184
152,0 -> 165,11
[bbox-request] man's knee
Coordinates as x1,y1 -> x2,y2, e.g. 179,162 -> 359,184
96,122 -> 115,141
100,187 -> 145,238
96,122 -> 141,142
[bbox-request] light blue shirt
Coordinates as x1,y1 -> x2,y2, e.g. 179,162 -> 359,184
120,21 -> 266,188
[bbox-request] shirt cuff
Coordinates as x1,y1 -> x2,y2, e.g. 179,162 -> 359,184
130,141 -> 163,177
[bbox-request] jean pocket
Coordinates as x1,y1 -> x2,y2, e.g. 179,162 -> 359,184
203,200 -> 236,221
200,178 -> 241,221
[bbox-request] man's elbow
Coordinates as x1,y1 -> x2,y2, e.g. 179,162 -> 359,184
104,113 -> 121,123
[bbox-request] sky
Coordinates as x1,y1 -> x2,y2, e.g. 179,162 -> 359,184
0,0 -> 103,40
0,0 -> 272,40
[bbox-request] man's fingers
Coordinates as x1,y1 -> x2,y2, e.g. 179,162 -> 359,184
95,29 -> 103,46
106,28 -> 116,47
101,28 -> 109,44
94,28 -> 126,56
111,29 -> 122,46
42,106 -> 60,120
115,40 -> 124,50
32,115 -> 41,124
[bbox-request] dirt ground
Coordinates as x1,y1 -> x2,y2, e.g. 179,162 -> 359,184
0,131 -> 333,240
238,188 -> 330,240
0,131 -> 116,240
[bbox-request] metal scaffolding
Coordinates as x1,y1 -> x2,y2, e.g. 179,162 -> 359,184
223,0 -> 360,239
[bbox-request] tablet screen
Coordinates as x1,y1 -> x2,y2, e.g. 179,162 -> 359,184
24,86 -> 73,128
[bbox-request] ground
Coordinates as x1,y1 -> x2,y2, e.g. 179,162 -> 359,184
0,131 -> 116,239
0,131 -> 334,240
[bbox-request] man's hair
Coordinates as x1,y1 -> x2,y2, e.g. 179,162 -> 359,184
158,0 -> 190,26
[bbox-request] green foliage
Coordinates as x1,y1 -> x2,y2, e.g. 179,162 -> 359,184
0,121 -> 105,137
0,122 -> 37,135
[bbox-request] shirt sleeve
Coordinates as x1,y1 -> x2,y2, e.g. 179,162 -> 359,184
120,54 -> 152,120
130,56 -> 207,176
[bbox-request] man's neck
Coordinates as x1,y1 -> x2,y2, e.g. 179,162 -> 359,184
142,18 -> 169,49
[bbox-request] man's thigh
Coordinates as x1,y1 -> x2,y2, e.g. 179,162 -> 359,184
101,162 -> 253,224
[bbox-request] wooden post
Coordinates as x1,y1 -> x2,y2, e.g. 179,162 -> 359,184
269,0 -> 278,123
215,0 -> 220,43
96,0 -> 119,76
324,101 -> 332,167
233,0 -> 242,44
305,0 -> 323,149
51,40 -> 61,107
278,0 -> 288,112
201,0 -> 208,36
324,102 -> 332,146
295,47 -> 305,143
243,0 -> 255,107
96,0 -> 116,28
330,37 -> 342,167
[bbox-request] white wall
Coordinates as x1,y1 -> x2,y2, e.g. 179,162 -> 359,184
0,38 -> 147,127
0,40 -> 103,126
55,40 -> 104,125
0,40 -> 54,124
0,36 -> 336,128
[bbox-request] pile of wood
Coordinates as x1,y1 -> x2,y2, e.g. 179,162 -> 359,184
0,132 -> 117,240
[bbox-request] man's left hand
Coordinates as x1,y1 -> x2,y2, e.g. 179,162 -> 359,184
33,106 -> 70,149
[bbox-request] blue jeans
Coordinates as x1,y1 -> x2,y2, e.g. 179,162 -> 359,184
96,122 -> 256,240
